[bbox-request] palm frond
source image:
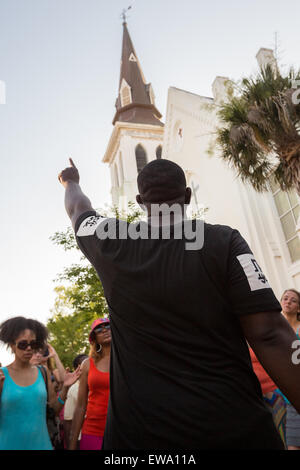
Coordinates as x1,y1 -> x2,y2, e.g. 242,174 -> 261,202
216,62 -> 300,194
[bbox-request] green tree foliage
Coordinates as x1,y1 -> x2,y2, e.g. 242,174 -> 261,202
47,203 -> 143,367
217,64 -> 300,194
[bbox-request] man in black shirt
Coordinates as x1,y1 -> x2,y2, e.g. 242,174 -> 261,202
59,158 -> 300,449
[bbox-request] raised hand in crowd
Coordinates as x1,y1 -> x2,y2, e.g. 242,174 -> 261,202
58,159 -> 93,228
47,343 -> 66,384
58,158 -> 80,187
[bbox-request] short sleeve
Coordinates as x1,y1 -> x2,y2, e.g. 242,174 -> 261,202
226,230 -> 282,316
74,210 -> 110,267
64,384 -> 78,420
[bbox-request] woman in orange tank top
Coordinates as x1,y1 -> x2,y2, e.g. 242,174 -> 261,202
249,347 -> 287,448
69,318 -> 110,450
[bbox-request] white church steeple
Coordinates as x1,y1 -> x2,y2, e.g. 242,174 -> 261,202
103,21 -> 164,208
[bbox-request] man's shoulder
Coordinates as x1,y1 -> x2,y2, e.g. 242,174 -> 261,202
203,222 -> 237,245
203,221 -> 235,234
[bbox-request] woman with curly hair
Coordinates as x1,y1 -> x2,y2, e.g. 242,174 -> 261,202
68,317 -> 111,450
0,316 -> 81,450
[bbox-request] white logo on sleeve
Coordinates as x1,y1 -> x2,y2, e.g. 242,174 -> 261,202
237,254 -> 270,291
76,216 -> 108,237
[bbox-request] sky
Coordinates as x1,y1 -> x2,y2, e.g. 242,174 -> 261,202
0,0 -> 299,365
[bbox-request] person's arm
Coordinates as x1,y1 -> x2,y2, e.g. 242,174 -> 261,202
58,159 -> 93,228
240,311 -> 300,412
47,366 -> 81,416
63,419 -> 73,449
68,360 -> 89,450
48,344 -> 66,384
63,383 -> 78,448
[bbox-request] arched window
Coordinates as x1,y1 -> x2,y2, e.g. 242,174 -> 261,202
121,87 -> 131,107
156,145 -> 162,159
120,79 -> 132,107
135,144 -> 147,173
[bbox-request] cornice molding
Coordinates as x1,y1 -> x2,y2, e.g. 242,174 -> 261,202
103,122 -> 164,163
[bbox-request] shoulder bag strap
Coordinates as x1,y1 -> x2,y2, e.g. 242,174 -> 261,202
38,365 -> 49,403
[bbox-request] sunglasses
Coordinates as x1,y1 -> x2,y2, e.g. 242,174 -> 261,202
16,340 -> 41,351
93,324 -> 111,334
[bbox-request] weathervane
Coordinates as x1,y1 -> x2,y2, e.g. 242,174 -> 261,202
121,3 -> 133,23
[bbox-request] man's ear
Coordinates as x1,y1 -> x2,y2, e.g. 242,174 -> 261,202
185,187 -> 192,205
136,194 -> 146,213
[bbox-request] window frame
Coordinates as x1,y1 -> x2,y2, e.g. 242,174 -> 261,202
120,79 -> 132,108
135,144 -> 147,173
270,182 -> 300,263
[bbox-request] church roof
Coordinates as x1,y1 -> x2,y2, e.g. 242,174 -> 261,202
113,22 -> 164,127
170,86 -> 214,102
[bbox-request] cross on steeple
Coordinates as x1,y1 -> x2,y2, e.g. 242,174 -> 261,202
121,5 -> 132,24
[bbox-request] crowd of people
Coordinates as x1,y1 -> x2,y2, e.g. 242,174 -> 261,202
0,158 -> 300,450
0,289 -> 299,450
0,316 -> 111,450
249,288 -> 300,450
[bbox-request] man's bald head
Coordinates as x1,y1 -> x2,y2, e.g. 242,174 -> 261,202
137,159 -> 189,204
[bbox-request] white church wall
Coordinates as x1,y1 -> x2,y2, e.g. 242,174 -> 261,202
236,180 -> 297,296
105,122 -> 164,208
162,86 -> 300,299
162,87 -> 251,237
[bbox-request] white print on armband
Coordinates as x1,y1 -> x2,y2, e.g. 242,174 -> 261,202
76,215 -> 108,237
237,254 -> 270,291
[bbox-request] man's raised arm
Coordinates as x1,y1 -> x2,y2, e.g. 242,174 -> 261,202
58,159 -> 93,228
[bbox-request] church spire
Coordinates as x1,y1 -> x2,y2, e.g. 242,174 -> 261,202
113,22 -> 163,127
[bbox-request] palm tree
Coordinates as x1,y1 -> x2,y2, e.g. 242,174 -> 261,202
217,65 -> 300,195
